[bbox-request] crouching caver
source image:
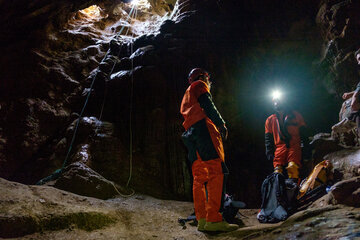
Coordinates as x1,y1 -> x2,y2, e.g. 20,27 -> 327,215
180,68 -> 238,232
265,95 -> 309,183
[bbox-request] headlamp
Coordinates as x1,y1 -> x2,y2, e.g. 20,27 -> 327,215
272,90 -> 282,101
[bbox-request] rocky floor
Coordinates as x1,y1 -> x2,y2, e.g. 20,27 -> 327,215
0,177 -> 359,240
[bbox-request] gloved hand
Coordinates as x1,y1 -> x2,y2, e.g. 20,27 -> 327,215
219,125 -> 228,140
266,153 -> 274,162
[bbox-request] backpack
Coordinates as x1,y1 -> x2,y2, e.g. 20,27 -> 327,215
257,172 -> 289,223
297,160 -> 333,207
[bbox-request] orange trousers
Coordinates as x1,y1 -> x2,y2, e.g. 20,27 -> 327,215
273,144 -> 301,168
191,119 -> 225,223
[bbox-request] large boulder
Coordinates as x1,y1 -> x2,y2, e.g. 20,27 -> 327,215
311,177 -> 360,208
324,148 -> 360,180
330,176 -> 360,207
46,162 -> 119,200
310,133 -> 344,164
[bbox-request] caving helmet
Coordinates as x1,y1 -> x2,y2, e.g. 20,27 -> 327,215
188,68 -> 210,84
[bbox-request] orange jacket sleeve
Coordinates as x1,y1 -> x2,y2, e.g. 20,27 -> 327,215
190,80 -> 209,99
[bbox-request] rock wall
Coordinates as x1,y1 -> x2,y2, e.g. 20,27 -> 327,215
317,0 -> 360,94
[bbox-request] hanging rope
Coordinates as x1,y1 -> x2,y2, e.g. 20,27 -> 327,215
105,7 -> 138,198
36,4 -> 138,186
127,31 -> 135,188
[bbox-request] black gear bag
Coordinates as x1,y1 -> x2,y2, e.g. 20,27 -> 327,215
257,172 -> 290,223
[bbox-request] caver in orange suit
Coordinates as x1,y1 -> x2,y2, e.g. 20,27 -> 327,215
180,70 -> 228,223
265,111 -> 306,178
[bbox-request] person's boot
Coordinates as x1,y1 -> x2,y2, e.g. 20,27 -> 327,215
197,218 -> 206,231
204,221 -> 239,232
286,162 -> 299,179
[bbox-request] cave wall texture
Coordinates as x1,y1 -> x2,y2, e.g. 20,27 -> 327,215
1,0 -> 360,205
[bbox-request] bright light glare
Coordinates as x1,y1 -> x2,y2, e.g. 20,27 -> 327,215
79,5 -> 101,19
131,0 -> 149,6
272,90 -> 282,100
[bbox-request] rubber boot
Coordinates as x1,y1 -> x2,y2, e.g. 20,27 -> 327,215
204,221 -> 239,232
286,161 -> 299,179
197,218 -> 206,231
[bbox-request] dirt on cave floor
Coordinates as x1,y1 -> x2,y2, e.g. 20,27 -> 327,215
1,178 -> 360,240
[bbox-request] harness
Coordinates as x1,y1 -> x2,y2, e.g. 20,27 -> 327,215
275,111 -> 296,148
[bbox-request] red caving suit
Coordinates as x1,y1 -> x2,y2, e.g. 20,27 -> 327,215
180,80 -> 227,222
265,111 -> 305,168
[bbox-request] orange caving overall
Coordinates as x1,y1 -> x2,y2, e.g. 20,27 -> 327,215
180,80 -> 227,223
265,111 -> 305,168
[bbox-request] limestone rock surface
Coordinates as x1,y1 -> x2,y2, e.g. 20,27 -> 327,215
1,177 -> 360,240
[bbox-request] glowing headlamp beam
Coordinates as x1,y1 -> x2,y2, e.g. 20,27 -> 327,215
272,90 -> 282,100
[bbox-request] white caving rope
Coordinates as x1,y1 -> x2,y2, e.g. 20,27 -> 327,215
119,5 -> 137,198
127,19 -> 136,189
107,4 -> 139,198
